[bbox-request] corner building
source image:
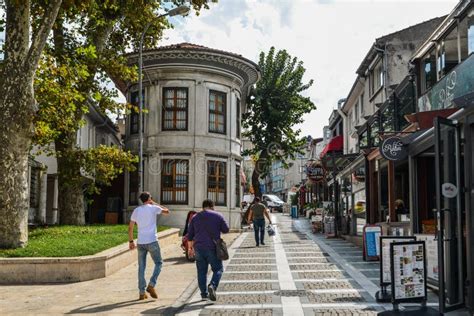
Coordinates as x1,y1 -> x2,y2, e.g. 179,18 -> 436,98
118,43 -> 260,229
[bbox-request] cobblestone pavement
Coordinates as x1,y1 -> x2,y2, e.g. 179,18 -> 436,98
177,214 -> 386,316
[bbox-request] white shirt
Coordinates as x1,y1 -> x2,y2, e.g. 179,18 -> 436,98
130,204 -> 163,244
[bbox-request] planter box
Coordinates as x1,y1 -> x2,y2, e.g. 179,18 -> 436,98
0,228 -> 179,284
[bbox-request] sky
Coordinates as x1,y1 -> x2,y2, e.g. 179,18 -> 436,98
157,0 -> 458,138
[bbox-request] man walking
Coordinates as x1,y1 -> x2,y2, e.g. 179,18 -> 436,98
247,197 -> 272,247
129,192 -> 169,300
187,199 -> 229,301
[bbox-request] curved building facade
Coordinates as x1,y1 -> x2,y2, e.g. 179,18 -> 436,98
121,43 -> 260,229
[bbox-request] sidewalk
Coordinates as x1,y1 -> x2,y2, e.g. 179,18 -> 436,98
0,233 -> 239,315
178,213 -> 385,316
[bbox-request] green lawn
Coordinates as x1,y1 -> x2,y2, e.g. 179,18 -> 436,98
0,225 -> 170,258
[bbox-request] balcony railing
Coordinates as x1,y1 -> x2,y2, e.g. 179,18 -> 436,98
418,53 -> 474,112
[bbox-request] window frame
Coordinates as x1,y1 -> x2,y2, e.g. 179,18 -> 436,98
162,87 -> 189,131
160,159 -> 189,205
235,164 -> 241,207
130,90 -> 144,135
236,97 -> 241,139
207,160 -> 227,206
209,90 -> 227,135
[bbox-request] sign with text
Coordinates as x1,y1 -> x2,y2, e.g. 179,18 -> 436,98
380,136 -> 408,161
415,234 -> 439,285
363,225 -> 382,261
390,241 -> 427,303
306,162 -> 326,182
379,236 -> 416,286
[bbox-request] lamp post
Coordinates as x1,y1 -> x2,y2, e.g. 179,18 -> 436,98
137,5 -> 190,196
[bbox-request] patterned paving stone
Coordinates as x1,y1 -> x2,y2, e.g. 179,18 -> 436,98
221,272 -> 277,280
289,263 -> 338,270
296,271 -> 346,279
216,294 -> 273,304
306,292 -> 365,303
302,280 -> 354,289
311,308 -> 378,316
218,282 -> 277,292
287,257 -> 329,263
207,309 -> 274,316
286,252 -> 324,257
231,259 -> 276,264
226,265 -> 276,271
233,253 -> 275,258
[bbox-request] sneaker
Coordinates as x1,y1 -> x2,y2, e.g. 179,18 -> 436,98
256,243 -> 260,247
201,295 -> 208,301
208,284 -> 217,301
139,293 -> 148,300
146,285 -> 158,299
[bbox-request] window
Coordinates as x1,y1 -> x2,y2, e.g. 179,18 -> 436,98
360,93 -> 365,116
29,167 -> 41,208
209,90 -> 226,134
381,100 -> 394,133
207,160 -> 226,205
235,165 -> 241,207
130,91 -> 144,135
370,120 -> 379,147
129,164 -> 139,205
370,63 -> 383,96
236,98 -> 241,139
459,8 -> 474,60
438,26 -> 459,78
161,159 -> 188,204
354,103 -> 359,123
421,49 -> 437,92
162,88 -> 188,131
359,129 -> 369,150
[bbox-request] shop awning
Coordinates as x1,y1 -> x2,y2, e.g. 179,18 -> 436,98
320,135 -> 343,159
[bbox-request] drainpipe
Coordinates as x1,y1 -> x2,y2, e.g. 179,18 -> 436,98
336,98 -> 347,154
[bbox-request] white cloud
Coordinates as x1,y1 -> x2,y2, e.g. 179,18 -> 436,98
162,0 -> 458,138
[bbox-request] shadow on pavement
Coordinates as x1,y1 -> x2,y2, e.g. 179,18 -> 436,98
162,255 -> 191,265
66,300 -> 154,314
142,300 -> 213,315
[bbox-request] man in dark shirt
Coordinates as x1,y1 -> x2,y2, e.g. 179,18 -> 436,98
247,197 -> 272,247
188,199 -> 230,301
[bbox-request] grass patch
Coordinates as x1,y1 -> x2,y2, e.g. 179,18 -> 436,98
0,225 -> 170,258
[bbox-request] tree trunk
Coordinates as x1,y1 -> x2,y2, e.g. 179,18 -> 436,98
251,150 -> 269,198
0,86 -> 34,248
55,140 -> 86,225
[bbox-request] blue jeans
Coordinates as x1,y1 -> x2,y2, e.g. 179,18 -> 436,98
137,241 -> 163,294
253,218 -> 265,245
195,248 -> 223,298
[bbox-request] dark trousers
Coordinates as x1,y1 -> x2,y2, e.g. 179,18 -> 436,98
253,218 -> 265,245
195,248 -> 223,298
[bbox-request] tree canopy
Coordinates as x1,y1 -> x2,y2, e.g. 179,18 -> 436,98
243,47 -> 316,197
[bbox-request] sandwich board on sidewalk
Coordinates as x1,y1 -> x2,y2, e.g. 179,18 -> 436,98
362,224 -> 382,261
376,236 -> 416,302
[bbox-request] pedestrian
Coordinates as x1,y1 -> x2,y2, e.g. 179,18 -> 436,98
247,197 -> 272,247
128,191 -> 170,300
187,199 -> 230,301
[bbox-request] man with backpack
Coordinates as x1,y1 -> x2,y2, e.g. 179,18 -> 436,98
187,199 -> 230,301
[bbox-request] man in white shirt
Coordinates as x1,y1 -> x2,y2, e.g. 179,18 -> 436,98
128,192 -> 169,300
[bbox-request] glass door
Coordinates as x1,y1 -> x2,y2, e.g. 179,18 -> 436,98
434,117 -> 464,313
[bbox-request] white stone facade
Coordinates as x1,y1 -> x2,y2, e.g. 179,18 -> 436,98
121,44 -> 260,229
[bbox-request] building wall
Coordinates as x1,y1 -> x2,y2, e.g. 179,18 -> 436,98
124,69 -> 245,229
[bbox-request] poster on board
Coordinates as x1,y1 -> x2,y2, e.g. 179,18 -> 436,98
363,225 -> 382,261
379,236 -> 416,286
390,241 -> 427,303
415,234 -> 438,286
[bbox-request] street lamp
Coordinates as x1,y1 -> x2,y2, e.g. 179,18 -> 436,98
137,5 -> 190,196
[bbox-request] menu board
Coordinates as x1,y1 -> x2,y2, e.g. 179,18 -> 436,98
363,225 -> 382,260
415,234 -> 439,284
390,241 -> 427,302
379,236 -> 416,285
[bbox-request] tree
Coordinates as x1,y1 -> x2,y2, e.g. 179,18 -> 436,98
242,47 -> 316,198
0,0 -> 62,248
33,0 -> 212,225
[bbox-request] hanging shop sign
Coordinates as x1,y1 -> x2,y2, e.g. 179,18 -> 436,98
363,225 -> 382,261
306,162 -> 326,182
379,136 -> 408,161
390,241 -> 427,303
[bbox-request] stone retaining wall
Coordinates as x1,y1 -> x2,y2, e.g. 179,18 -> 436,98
0,228 -> 180,284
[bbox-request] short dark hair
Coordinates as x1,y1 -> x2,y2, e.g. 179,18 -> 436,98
202,199 -> 215,209
254,197 -> 261,203
139,192 -> 151,203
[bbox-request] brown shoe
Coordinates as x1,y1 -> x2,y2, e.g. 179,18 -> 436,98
139,293 -> 148,300
146,285 -> 158,299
